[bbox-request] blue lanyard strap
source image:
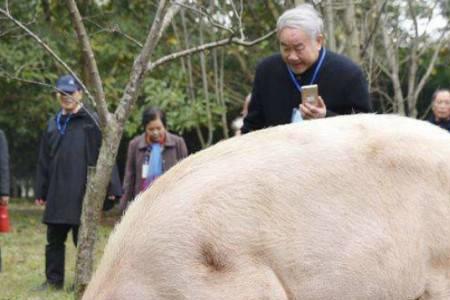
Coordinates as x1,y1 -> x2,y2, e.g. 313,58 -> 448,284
287,48 -> 327,93
56,111 -> 72,135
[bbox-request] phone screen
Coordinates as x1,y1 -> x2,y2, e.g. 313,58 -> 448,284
301,85 -> 318,105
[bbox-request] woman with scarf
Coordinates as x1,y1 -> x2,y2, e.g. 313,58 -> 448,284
120,107 -> 188,211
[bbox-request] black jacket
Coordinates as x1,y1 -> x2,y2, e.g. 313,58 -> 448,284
242,48 -> 372,133
428,116 -> 450,133
35,107 -> 122,225
0,130 -> 10,196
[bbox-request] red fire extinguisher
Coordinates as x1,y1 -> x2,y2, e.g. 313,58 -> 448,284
0,205 -> 10,233
0,204 -> 8,272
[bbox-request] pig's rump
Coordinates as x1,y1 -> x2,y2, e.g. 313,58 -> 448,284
84,114 -> 450,300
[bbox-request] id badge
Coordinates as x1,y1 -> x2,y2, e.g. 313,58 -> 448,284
291,108 -> 303,123
142,163 -> 149,179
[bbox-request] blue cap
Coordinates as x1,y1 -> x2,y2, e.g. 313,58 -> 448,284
56,74 -> 82,93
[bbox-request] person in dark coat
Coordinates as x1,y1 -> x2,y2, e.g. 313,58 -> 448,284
428,89 -> 450,132
120,107 -> 188,211
241,4 -> 372,134
0,129 -> 9,206
34,74 -> 122,290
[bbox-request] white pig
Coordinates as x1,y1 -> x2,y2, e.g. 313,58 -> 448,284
83,114 -> 450,300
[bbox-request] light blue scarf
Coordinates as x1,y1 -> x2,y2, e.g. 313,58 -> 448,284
143,143 -> 163,190
291,108 -> 303,123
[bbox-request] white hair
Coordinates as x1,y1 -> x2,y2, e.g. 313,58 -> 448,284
432,89 -> 450,101
276,4 -> 323,39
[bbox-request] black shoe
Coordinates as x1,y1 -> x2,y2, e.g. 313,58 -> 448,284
32,281 -> 64,291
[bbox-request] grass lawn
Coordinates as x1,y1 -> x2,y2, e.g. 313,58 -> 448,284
0,199 -> 119,300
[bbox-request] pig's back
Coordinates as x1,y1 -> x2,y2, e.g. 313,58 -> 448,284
88,114 -> 450,300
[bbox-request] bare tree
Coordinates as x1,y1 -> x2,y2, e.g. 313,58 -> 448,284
1,1 -> 274,297
342,0 -> 361,63
376,0 -> 448,116
177,9 -> 206,147
322,0 -> 336,51
318,0 -> 361,61
198,17 -> 214,145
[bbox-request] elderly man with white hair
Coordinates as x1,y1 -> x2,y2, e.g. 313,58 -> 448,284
428,88 -> 450,132
241,4 -> 372,134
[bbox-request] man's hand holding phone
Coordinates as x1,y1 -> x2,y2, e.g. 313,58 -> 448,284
300,84 -> 326,119
300,96 -> 326,119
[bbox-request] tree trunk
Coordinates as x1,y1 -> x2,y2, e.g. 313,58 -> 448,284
218,49 -> 229,138
213,47 -> 229,139
10,176 -> 17,198
322,0 -> 336,51
41,0 -> 51,22
180,9 -> 206,148
380,11 -> 405,115
373,0 -> 446,116
342,0 -> 360,63
228,49 -> 253,82
74,167 -> 97,299
199,19 -> 214,146
74,118 -> 122,299
68,1 -> 174,297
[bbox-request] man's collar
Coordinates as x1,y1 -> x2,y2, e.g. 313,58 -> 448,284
302,47 -> 324,76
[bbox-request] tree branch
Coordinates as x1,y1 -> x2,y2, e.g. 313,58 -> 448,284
173,0 -> 235,35
414,36 -> 446,100
407,0 -> 419,38
0,72 -> 55,90
159,3 -> 182,41
66,0 -> 109,128
0,72 -> 101,129
420,102 -> 433,120
0,7 -> 95,104
114,0 -> 174,123
0,20 -> 36,38
360,0 -> 387,59
83,18 -> 144,48
5,0 -> 10,14
372,87 -> 395,105
380,15 -> 405,114
230,0 -> 245,39
147,29 -> 276,71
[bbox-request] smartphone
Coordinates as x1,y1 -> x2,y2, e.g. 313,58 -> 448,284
301,84 -> 319,106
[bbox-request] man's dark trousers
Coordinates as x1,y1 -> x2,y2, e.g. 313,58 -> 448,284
45,223 -> 79,285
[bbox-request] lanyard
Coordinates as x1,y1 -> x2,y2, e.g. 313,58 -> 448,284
56,111 -> 72,135
287,48 -> 327,93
